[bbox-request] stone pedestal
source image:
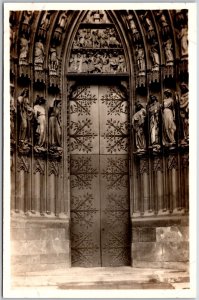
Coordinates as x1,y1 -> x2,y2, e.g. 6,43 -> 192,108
11,215 -> 70,274
131,216 -> 189,270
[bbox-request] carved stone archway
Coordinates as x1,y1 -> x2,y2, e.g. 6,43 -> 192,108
10,9 -> 189,272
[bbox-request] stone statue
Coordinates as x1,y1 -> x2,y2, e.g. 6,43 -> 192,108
49,46 -> 59,75
10,83 -> 16,147
109,53 -> 119,73
109,28 -> 121,48
58,12 -> 67,29
19,35 -> 29,65
164,39 -> 174,66
150,45 -> 160,71
17,88 -> 34,148
10,24 -> 15,51
162,89 -> 176,147
22,11 -> 33,26
49,99 -> 62,148
147,95 -> 161,151
87,52 -> 95,73
101,52 -> 110,72
141,12 -> 154,32
100,29 -> 109,48
21,10 -> 33,35
136,45 -> 145,75
53,12 -> 67,43
178,25 -> 188,59
93,54 -> 103,73
34,96 -> 47,151
158,11 -> 168,28
118,55 -> 126,72
84,29 -> 93,48
76,52 -> 83,73
40,11 -> 51,30
129,18 -> 137,34
178,83 -> 189,145
34,40 -> 45,70
132,102 -> 147,153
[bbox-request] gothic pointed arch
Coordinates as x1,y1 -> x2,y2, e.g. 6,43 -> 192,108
9,9 -> 189,270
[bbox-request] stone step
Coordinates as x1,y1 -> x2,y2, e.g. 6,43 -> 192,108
12,267 -> 189,290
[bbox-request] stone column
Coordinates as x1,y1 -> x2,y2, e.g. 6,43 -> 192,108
181,153 -> 189,212
33,158 -> 45,214
153,156 -> 164,213
10,154 -> 16,211
47,160 -> 59,215
16,155 -> 30,213
168,154 -> 178,212
139,157 -> 150,215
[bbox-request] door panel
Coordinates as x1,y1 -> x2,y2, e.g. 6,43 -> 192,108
70,154 -> 100,267
100,155 -> 131,266
69,84 -> 130,267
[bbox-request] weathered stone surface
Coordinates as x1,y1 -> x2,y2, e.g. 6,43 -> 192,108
162,242 -> 189,262
132,228 -> 139,242
132,227 -> 156,242
132,242 -> 163,262
40,228 -> 66,240
40,253 -> 69,264
133,260 -> 163,269
133,260 -> 188,270
11,255 -> 28,265
26,240 -> 47,255
156,226 -> 189,242
45,239 -> 69,254
25,227 -> 42,240
12,263 -> 70,274
132,216 -> 189,228
139,228 -> 156,242
11,228 -> 26,240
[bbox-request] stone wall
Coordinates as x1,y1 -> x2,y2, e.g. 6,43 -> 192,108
11,216 -> 70,274
131,217 -> 189,270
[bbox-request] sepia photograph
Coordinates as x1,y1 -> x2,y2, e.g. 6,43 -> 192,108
3,2 -> 197,298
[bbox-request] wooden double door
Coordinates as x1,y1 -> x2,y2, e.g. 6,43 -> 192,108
69,83 -> 131,267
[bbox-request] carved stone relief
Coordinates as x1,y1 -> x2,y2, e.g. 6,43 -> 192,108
69,27 -> 127,74
168,155 -> 178,170
153,157 -> 163,172
84,10 -> 109,24
17,155 -> 30,173
48,160 -> 59,176
139,158 -> 149,175
33,158 -> 45,175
